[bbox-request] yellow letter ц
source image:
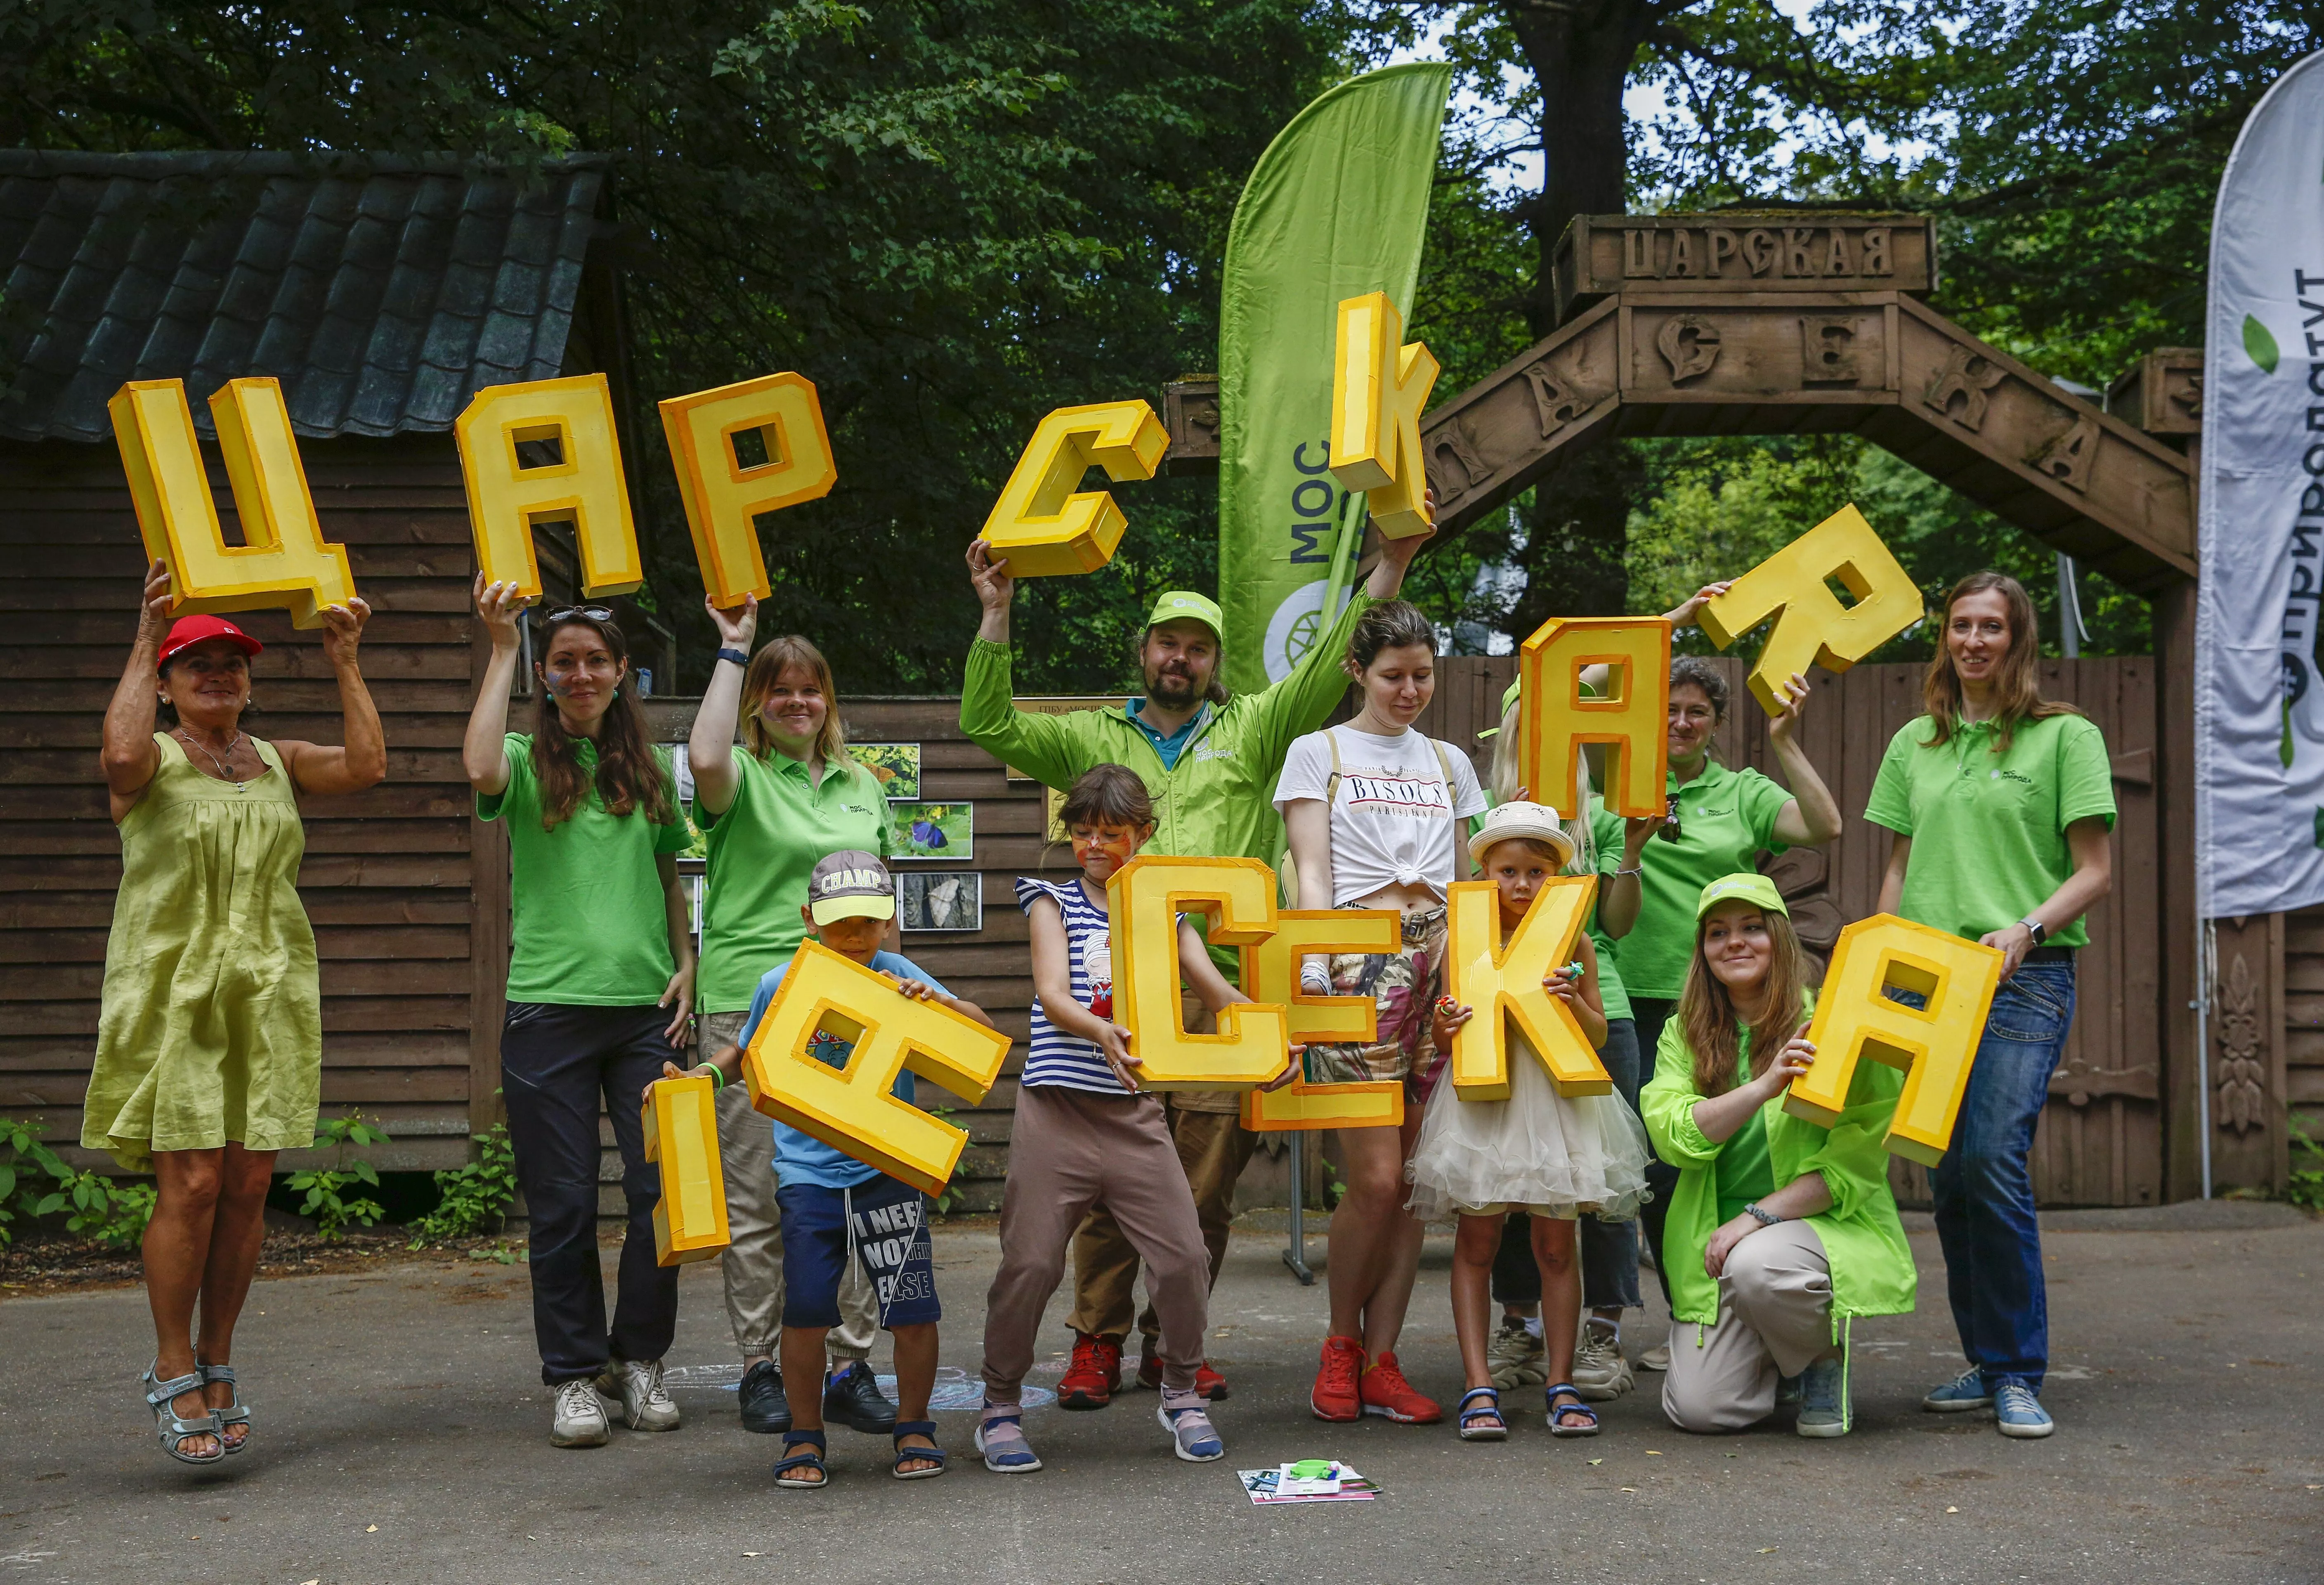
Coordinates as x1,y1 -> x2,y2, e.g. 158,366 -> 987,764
111,378 -> 357,627
741,940 -> 1012,1197
642,1071 -> 731,1266
1520,616 -> 1671,820
1106,856 -> 1289,1090
1239,910 -> 1406,1131
1329,291 -> 1439,539
1698,503 -> 1923,715
1787,914 -> 2003,1166
1445,876 -> 1609,1099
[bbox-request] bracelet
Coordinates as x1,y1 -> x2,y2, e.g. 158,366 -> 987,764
1741,1201 -> 1782,1228
716,647 -> 749,668
696,1063 -> 724,1090
1613,866 -> 1643,878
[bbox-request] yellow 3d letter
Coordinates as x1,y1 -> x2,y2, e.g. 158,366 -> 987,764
659,371 -> 838,606
456,374 -> 640,599
1697,504 -> 1923,715
1445,877 -> 1609,1100
642,1072 -> 731,1266
1521,616 -> 1672,819
1329,291 -> 1441,539
1239,910 -> 1405,1132
110,379 -> 357,628
1788,915 -> 2004,1166
742,940 -> 1012,1196
1107,856 -> 1288,1090
978,400 -> 1170,578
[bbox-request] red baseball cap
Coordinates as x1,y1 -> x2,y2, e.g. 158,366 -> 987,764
158,615 -> 264,669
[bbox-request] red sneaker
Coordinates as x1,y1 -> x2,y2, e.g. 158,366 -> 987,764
1311,1336 -> 1365,1422
1135,1342 -> 1230,1400
1360,1351 -> 1442,1424
1057,1332 -> 1122,1410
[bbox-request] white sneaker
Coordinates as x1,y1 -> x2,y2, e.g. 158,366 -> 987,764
552,1379 -> 610,1448
1636,1343 -> 1671,1373
597,1356 -> 681,1432
1486,1321 -> 1547,1389
1571,1327 -> 1634,1401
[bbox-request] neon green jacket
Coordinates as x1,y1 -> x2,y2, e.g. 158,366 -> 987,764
959,594 -> 1373,969
1641,1005 -> 1916,1337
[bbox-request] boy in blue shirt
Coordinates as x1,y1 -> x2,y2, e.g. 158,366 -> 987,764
678,851 -> 993,1489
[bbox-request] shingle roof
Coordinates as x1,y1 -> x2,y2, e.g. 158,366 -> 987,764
0,151 -> 611,443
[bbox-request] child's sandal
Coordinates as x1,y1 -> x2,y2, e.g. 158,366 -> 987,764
1546,1382 -> 1600,1438
773,1429 -> 829,1490
1457,1386 -> 1507,1441
891,1419 -> 947,1480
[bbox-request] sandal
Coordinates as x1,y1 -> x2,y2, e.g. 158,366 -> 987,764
773,1429 -> 829,1490
974,1405 -> 1043,1473
200,1362 -> 250,1455
1457,1386 -> 1507,1441
890,1419 -> 948,1480
143,1363 -> 223,1465
1546,1382 -> 1601,1438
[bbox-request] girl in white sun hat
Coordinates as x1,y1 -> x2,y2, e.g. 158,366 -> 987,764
1408,800 -> 1651,1443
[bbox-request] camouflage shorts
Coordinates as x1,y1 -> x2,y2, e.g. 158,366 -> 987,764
1302,905 -> 1448,1097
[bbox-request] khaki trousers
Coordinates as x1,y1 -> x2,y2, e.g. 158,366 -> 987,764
983,1085 -> 1212,1401
701,1010 -> 875,1363
1661,1220 -> 1837,1433
1068,1097 -> 1254,1344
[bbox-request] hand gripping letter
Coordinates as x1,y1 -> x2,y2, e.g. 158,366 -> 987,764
1521,616 -> 1672,819
742,941 -> 1013,1196
1697,504 -> 1923,715
456,374 -> 641,599
1787,915 -> 2004,1166
642,1071 -> 732,1266
1445,877 -> 1610,1100
1240,910 -> 1405,1132
659,371 -> 838,606
977,400 -> 1170,578
1106,856 -> 1290,1090
110,379 -> 358,628
1328,292 -> 1441,539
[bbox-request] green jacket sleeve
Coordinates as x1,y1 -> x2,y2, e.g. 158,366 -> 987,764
1245,591 -> 1373,774
959,636 -> 1086,791
1640,1016 -> 1723,1169
1781,1060 -> 1904,1221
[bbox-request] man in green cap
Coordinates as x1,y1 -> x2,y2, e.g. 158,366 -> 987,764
960,520 -> 1432,1408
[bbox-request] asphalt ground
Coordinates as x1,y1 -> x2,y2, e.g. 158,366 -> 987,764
3,1200 -> 2319,1585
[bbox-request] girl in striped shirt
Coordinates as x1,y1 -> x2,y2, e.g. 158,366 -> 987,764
974,765 -> 1256,1473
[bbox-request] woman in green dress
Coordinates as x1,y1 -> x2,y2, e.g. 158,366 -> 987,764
91,560 -> 384,1465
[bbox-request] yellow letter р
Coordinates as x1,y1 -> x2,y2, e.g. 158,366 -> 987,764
659,371 -> 838,606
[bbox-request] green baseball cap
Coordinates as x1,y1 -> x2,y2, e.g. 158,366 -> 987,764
1146,590 -> 1224,641
1477,679 -> 1524,740
1695,872 -> 1788,920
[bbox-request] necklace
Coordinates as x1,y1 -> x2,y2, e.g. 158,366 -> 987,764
176,728 -> 249,789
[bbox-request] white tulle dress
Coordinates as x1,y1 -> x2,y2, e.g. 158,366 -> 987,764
1405,1027 -> 1652,1222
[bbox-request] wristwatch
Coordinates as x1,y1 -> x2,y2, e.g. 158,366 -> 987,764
716,646 -> 749,667
1741,1202 -> 1783,1228
2019,917 -> 2049,946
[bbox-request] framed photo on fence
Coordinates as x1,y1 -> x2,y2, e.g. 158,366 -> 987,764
853,742 -> 921,801
888,800 -> 972,860
899,871 -> 982,932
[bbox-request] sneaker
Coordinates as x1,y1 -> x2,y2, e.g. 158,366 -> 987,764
1134,1341 -> 1230,1400
1993,1382 -> 2055,1439
738,1359 -> 790,1435
598,1356 -> 680,1432
1571,1326 -> 1634,1402
1156,1391 -> 1225,1462
1359,1351 -> 1442,1424
551,1378 -> 610,1448
974,1403 -> 1043,1472
1922,1366 -> 1993,1412
1311,1336 -> 1365,1422
1486,1320 -> 1547,1390
1775,1371 -> 1803,1408
822,1361 -> 897,1434
1058,1332 -> 1123,1410
1795,1356 -> 1848,1437
1637,1343 -> 1671,1373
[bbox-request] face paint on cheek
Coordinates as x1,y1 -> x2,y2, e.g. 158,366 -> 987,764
1072,832 -> 1138,868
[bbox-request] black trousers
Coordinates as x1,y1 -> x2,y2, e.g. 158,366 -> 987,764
1627,996 -> 1682,1313
501,1001 -> 682,1385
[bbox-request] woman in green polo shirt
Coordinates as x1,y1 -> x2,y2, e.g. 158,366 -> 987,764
463,580 -> 697,1450
687,596 -> 897,1441
1598,655 -> 1844,1332
1864,571 -> 2114,1442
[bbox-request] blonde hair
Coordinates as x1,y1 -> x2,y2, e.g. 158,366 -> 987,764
1487,696 -> 1595,876
739,635 -> 853,769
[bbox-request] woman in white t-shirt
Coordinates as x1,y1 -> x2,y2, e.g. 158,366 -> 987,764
1273,599 -> 1487,1427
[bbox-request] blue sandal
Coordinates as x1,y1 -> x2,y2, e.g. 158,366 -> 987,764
200,1362 -> 250,1455
891,1419 -> 948,1480
1546,1382 -> 1600,1438
1457,1386 -> 1507,1441
142,1363 -> 222,1465
773,1429 -> 829,1490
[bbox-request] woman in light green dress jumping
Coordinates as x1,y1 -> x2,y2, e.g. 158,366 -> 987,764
89,560 -> 385,1465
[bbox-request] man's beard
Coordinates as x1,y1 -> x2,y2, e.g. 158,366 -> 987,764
1145,662 -> 1205,707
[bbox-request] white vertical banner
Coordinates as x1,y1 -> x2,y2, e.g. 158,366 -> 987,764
2197,50 -> 2324,919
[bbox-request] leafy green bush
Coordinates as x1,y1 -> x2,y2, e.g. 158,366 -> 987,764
409,1125 -> 518,1247
0,1117 -> 156,1248
285,1114 -> 390,1240
2288,1121 -> 2324,1212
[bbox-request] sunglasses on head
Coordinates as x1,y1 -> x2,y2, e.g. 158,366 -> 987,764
543,605 -> 616,625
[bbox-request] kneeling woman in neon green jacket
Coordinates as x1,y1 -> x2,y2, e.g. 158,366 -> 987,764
1641,874 -> 1915,1437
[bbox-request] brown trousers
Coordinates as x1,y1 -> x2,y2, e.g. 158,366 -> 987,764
982,1084 -> 1212,1400
1068,1098 -> 1254,1344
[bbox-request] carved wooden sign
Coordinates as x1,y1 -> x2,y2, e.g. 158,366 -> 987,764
1554,213 -> 1934,319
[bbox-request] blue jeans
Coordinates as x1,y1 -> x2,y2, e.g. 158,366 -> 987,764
1930,960 -> 2076,1395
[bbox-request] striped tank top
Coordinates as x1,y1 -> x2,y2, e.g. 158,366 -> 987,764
1013,875 -> 1130,1094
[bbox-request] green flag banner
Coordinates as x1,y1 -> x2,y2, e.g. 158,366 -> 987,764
1216,62 -> 1451,693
